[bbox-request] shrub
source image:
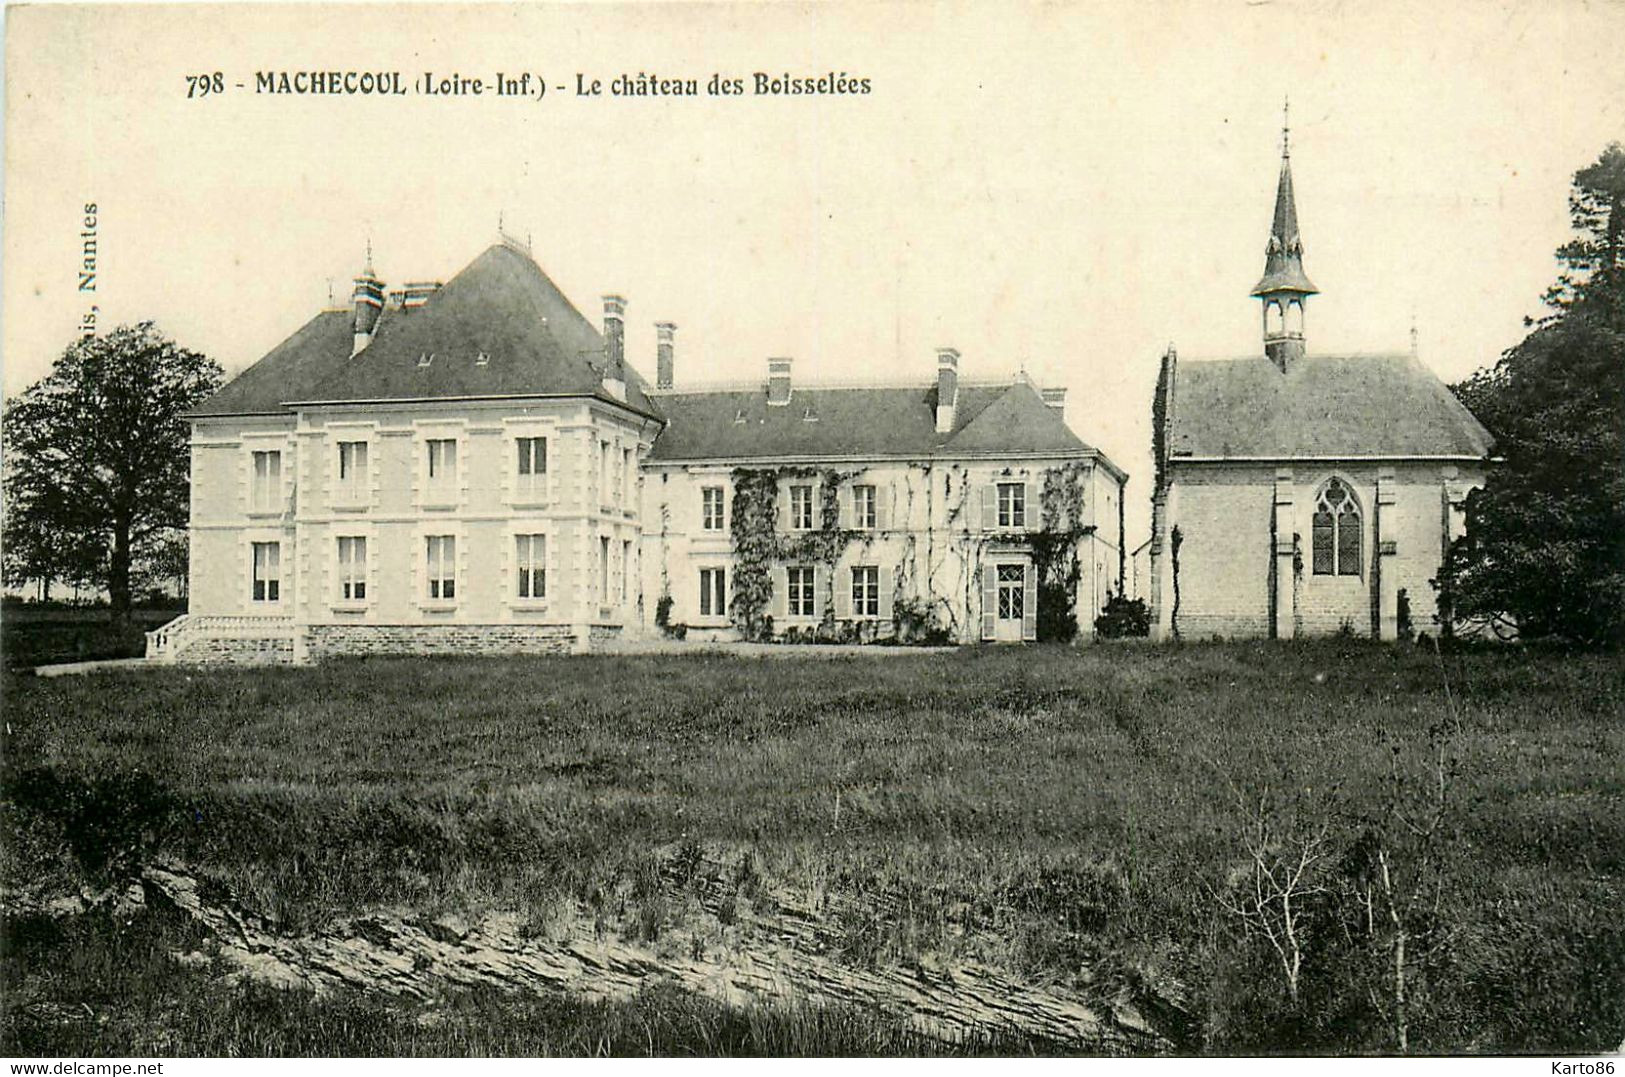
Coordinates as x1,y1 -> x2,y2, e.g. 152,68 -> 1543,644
1094,594 -> 1150,638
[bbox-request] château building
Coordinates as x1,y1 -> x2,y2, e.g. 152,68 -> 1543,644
151,237 -> 1126,663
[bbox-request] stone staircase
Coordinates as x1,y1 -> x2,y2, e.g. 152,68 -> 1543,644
145,614 -> 297,663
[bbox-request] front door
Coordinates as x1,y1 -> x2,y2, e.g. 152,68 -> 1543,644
995,563 -> 1026,642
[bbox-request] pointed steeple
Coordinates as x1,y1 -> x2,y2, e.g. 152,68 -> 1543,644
1251,102 -> 1317,298
1253,100 -> 1316,372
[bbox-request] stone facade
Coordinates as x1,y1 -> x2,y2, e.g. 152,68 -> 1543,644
162,241 -> 1128,664
1150,460 -> 1483,640
642,455 -> 1123,644
180,396 -> 652,665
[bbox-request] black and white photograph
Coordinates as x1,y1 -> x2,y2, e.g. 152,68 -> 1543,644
1,0 -> 1621,1064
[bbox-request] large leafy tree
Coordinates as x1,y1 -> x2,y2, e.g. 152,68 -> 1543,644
1442,144 -> 1625,645
2,323 -> 223,618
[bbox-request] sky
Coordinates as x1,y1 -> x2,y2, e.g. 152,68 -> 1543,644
4,0 -> 1623,545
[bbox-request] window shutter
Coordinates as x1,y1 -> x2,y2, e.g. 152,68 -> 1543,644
812,566 -> 824,620
778,483 -> 789,530
811,483 -> 822,529
835,565 -> 850,619
981,484 -> 997,531
880,567 -> 895,621
774,568 -> 788,619
839,485 -> 852,529
1023,481 -> 1036,531
875,486 -> 890,531
1023,563 -> 1038,641
981,564 -> 997,640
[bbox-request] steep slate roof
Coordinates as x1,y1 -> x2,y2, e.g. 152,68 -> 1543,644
646,379 -> 1116,468
192,244 -> 660,419
1168,353 -> 1493,459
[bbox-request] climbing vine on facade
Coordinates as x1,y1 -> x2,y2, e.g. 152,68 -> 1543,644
727,460 -> 1100,644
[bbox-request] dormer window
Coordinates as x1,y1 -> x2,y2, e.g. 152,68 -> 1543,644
733,409 -> 747,425
475,351 -> 490,366
802,406 -> 819,423
418,352 -> 434,368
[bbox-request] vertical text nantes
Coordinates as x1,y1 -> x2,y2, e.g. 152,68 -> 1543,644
78,203 -> 99,338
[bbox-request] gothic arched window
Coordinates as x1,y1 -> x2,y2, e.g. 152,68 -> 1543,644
1311,478 -> 1362,577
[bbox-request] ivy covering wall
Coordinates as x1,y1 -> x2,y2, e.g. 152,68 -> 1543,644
722,461 -> 1098,644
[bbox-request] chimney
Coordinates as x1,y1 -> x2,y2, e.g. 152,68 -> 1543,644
935,347 -> 959,434
601,295 -> 627,401
351,264 -> 385,356
401,281 -> 442,311
655,322 -> 676,390
767,357 -> 792,406
1041,387 -> 1067,413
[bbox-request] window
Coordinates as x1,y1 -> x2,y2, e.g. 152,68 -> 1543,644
251,451 -> 281,512
599,536 -> 610,603
426,535 -> 456,600
700,567 -> 726,618
516,437 -> 547,499
251,542 -> 280,602
600,441 -> 611,506
702,487 -> 725,531
851,484 -> 877,529
337,537 -> 366,601
623,448 -> 635,507
851,566 -> 880,617
426,439 -> 458,499
336,442 -> 368,501
997,482 -> 1026,529
515,534 -> 545,599
997,563 -> 1026,619
789,484 -> 815,530
1312,478 -> 1362,577
787,566 -> 815,618
622,540 -> 632,603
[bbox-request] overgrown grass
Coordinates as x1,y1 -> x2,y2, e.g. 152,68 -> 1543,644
2,641 -> 1621,1054
1,906 -> 1034,1057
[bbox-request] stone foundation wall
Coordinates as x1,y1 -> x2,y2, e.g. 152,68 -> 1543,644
175,636 -> 296,665
306,624 -> 578,660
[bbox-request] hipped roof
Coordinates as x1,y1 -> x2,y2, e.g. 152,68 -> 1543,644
192,244 -> 660,419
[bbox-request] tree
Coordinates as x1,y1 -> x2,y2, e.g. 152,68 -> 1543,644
2,323 -> 222,619
1441,144 -> 1625,645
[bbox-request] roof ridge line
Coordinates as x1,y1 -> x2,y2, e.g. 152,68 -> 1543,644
649,376 -> 1031,395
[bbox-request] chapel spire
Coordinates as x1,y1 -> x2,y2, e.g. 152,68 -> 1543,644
1251,99 -> 1318,372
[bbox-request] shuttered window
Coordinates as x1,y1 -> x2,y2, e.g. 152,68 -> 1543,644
787,566 -> 816,617
426,535 -> 456,600
251,542 -> 280,602
516,534 -> 545,599
700,567 -> 726,617
337,536 -> 367,601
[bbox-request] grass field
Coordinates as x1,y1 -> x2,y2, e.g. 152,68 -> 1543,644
2,641 -> 1621,1055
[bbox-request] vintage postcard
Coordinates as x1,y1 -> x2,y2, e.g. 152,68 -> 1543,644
2,0 -> 1621,1065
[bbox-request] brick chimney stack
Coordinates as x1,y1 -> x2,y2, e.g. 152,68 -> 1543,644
767,357 -> 792,406
1041,387 -> 1067,413
935,348 -> 960,434
655,322 -> 676,390
601,295 -> 627,401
